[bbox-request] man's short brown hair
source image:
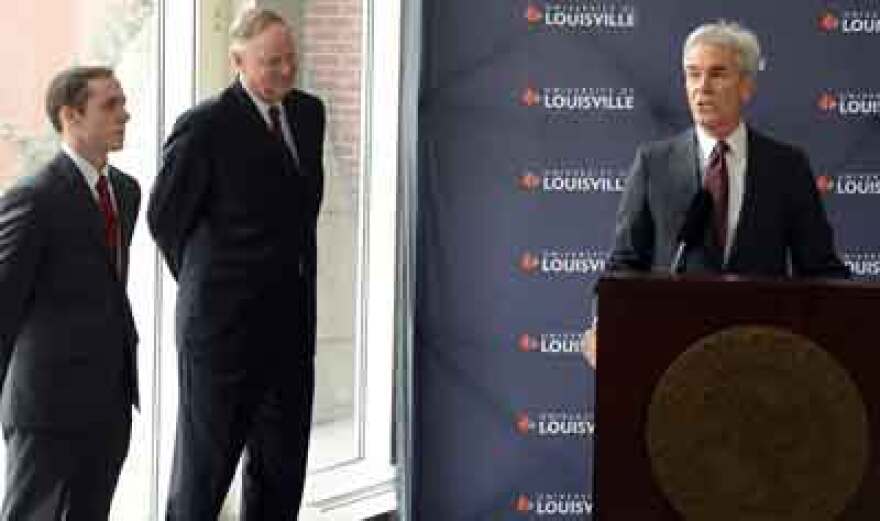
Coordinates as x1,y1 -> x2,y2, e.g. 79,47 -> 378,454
45,66 -> 115,133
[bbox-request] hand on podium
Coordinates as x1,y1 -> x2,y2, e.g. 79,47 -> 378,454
582,327 -> 597,368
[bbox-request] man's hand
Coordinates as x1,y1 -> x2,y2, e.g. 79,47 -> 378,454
582,328 -> 597,368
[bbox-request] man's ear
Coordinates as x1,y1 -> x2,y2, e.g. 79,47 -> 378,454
229,49 -> 243,70
740,77 -> 756,105
59,105 -> 80,130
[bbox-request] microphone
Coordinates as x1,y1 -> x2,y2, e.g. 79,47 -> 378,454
670,190 -> 712,274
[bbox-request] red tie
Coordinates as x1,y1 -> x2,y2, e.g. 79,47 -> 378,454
96,174 -> 119,252
704,141 -> 729,250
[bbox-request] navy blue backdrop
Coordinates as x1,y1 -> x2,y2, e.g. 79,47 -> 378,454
415,1 -> 880,519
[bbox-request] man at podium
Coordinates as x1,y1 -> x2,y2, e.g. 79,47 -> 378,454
584,20 -> 848,366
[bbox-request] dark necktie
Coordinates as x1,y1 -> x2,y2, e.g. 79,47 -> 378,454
704,140 -> 729,250
268,105 -> 284,140
268,105 -> 300,171
96,174 -> 118,252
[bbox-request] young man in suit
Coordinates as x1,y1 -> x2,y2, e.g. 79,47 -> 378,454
584,21 -> 847,366
0,66 -> 140,519
148,8 -> 325,519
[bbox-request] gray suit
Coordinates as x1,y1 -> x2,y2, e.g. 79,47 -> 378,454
0,152 -> 139,520
609,127 -> 848,278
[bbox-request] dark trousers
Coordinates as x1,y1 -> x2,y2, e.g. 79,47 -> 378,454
1,418 -> 131,521
166,347 -> 315,521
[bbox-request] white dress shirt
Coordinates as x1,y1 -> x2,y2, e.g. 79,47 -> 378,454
695,122 -> 748,259
240,75 -> 300,163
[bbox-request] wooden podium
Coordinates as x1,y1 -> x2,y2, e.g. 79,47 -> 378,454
595,272 -> 880,520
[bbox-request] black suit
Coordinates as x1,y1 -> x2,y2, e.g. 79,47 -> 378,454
0,153 -> 140,520
609,127 -> 848,278
148,81 -> 325,519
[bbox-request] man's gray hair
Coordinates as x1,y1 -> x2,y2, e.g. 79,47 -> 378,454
683,21 -> 762,78
229,8 -> 288,50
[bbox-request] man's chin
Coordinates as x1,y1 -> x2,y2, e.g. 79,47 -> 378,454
262,85 -> 294,103
694,115 -> 720,130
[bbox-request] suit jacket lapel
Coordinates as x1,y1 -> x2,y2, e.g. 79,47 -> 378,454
727,128 -> 759,269
109,168 -> 134,282
109,169 -> 134,245
50,154 -> 108,253
674,129 -> 724,269
51,153 -> 125,280
229,81 -> 300,176
283,94 -> 305,174
230,80 -> 271,134
670,129 -> 701,197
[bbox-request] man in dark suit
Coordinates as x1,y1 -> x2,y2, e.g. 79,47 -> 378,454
584,21 -> 847,365
147,8 -> 324,519
0,66 -> 140,519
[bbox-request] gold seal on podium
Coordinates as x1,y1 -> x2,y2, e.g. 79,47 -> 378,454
646,326 -> 869,521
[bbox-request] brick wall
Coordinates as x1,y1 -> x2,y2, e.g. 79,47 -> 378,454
300,0 -> 363,184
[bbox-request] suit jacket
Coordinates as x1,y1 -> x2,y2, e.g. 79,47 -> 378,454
608,127 -> 848,278
0,153 -> 140,429
147,82 -> 325,359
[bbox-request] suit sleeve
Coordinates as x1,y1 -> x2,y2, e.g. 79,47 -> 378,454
147,113 -> 210,279
0,186 -> 41,388
125,176 -> 142,245
786,151 -> 849,278
314,98 -> 326,214
607,145 -> 655,272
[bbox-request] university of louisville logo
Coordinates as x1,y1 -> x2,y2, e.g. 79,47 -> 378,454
819,11 -> 840,32
844,252 -> 880,277
816,7 -> 880,34
516,411 -> 595,437
514,493 -> 595,516
818,91 -> 880,116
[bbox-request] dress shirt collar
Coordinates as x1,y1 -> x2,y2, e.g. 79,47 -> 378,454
61,142 -> 110,196
240,74 -> 285,127
695,121 -> 747,171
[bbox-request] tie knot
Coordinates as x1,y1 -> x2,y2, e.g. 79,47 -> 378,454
712,140 -> 729,158
268,105 -> 283,135
96,174 -> 110,194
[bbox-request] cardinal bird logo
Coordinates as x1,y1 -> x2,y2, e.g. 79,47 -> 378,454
818,11 -> 840,32
517,172 -> 541,191
515,494 -> 534,512
525,5 -> 544,24
517,333 -> 539,352
518,252 -> 540,274
816,174 -> 835,194
516,412 -> 533,434
817,92 -> 838,112
521,86 -> 541,107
